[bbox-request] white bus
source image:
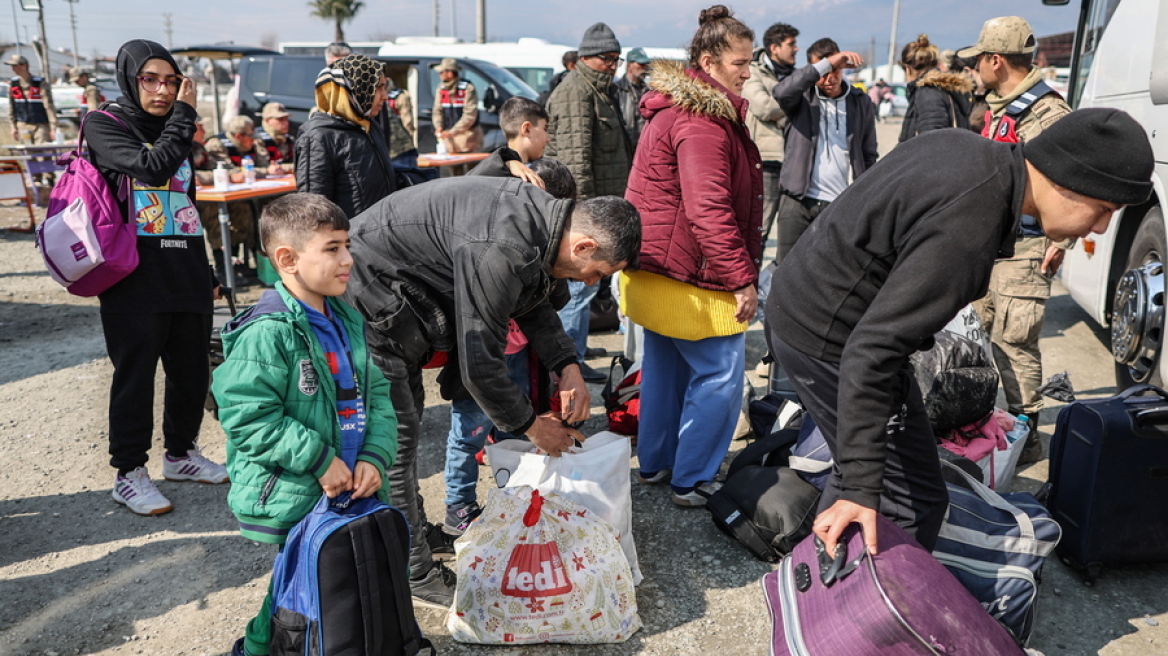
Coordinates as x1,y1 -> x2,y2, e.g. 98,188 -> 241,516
1052,0 -> 1168,387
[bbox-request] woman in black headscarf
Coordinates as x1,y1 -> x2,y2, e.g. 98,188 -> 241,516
86,39 -> 227,517
294,54 -> 396,217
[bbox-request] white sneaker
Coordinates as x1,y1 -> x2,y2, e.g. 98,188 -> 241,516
671,481 -> 723,508
112,467 -> 174,515
163,449 -> 229,484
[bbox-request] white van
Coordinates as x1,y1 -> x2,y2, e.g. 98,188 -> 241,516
1051,0 -> 1168,387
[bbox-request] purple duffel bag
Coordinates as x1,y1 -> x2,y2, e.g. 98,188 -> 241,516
761,514 -> 1024,655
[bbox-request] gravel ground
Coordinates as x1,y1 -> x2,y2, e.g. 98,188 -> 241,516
2,118 -> 1167,655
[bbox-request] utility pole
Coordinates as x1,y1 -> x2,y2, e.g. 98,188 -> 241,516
450,0 -> 457,39
163,12 -> 173,48
10,0 -> 23,60
475,0 -> 485,44
886,0 -> 900,82
66,0 -> 79,68
35,0 -> 50,78
433,0 -> 439,37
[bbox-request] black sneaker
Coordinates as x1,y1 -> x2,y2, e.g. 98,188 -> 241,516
444,501 -> 483,537
411,562 -> 456,610
230,637 -> 246,656
579,363 -> 608,384
424,521 -> 456,561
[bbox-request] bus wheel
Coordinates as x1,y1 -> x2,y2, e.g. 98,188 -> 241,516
1113,208 -> 1166,388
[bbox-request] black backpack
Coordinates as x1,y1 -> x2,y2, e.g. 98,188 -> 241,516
706,428 -> 821,562
911,330 -> 999,432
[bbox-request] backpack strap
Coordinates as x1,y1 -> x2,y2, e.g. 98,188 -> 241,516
706,486 -> 781,562
74,109 -> 133,207
1003,80 -> 1057,117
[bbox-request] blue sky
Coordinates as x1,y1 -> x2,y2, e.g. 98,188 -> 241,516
6,0 -> 1080,66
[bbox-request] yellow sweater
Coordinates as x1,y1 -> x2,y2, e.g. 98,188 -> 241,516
619,269 -> 747,341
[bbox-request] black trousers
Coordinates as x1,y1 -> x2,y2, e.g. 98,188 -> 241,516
770,334 -> 948,550
775,194 -> 830,265
369,349 -> 434,576
102,312 -> 212,472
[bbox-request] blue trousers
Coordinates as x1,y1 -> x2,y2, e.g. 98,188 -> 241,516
637,329 -> 745,489
444,348 -> 530,506
558,280 -> 599,361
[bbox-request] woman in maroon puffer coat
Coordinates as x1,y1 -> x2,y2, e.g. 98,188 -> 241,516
620,4 -> 763,507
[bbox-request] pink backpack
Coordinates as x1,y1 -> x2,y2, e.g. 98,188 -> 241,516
35,110 -> 138,297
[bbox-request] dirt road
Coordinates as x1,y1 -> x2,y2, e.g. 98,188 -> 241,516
2,118 -> 1166,655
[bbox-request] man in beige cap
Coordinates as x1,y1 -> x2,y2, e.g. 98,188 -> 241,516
257,102 -> 295,171
6,53 -> 57,145
432,58 -> 483,153
959,16 -> 1071,465
70,68 -> 103,117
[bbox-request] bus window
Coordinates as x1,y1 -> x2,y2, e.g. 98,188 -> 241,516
1073,0 -> 1122,105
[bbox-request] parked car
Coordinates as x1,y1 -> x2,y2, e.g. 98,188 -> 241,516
231,54 -> 538,152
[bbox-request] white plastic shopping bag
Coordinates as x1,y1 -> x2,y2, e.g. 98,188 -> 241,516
446,486 -> 642,644
486,431 -> 641,584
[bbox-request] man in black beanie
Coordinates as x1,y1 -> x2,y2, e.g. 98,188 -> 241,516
765,108 -> 1153,557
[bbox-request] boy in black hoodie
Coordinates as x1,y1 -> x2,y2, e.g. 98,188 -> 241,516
766,110 -> 1154,556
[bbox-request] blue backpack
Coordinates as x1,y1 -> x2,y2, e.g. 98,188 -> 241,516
269,494 -> 433,655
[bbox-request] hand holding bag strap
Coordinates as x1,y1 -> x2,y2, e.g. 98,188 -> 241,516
939,459 -> 1036,540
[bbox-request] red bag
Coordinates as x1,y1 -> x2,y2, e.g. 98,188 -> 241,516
601,357 -> 641,436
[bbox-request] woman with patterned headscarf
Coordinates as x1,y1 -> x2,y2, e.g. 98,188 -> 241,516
294,54 -> 395,217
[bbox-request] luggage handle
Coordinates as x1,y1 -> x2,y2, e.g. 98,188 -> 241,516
1135,407 -> 1168,426
938,460 -> 1036,540
814,533 -> 865,587
1118,384 -> 1168,403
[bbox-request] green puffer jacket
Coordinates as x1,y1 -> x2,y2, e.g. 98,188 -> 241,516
545,64 -> 633,199
212,283 -> 398,544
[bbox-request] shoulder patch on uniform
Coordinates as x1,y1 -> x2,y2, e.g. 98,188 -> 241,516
298,359 -> 319,396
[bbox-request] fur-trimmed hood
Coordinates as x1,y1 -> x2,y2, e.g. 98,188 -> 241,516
913,69 -> 973,95
641,60 -> 745,123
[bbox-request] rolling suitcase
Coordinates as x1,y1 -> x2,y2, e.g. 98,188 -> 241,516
1046,384 -> 1168,584
761,514 -> 1024,655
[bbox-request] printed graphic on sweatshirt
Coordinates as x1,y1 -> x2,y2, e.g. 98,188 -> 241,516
131,151 -> 202,238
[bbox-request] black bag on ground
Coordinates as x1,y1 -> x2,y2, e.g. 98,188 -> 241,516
1045,384 -> 1168,584
910,330 -> 999,432
708,428 -> 820,562
589,276 -> 620,333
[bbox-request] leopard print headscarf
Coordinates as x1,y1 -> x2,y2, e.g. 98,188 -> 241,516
315,54 -> 382,130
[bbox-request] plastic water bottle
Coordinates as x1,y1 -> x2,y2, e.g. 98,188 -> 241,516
242,156 -> 256,185
436,139 -> 447,156
1006,414 -> 1030,444
213,161 -> 230,191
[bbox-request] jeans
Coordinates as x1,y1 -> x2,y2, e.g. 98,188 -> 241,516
637,329 -> 745,489
558,280 -> 599,361
444,348 -> 530,507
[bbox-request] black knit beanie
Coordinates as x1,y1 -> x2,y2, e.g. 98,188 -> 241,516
578,22 -> 621,57
1024,108 -> 1154,206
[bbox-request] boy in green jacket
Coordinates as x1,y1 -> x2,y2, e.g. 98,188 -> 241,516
212,193 -> 398,656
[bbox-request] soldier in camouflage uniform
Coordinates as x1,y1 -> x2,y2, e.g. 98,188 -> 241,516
959,16 -> 1072,462
257,102 -> 295,172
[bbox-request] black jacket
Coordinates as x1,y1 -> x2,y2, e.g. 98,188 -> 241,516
294,112 -> 395,218
773,62 -> 878,199
767,129 -> 1025,509
344,176 -> 578,434
86,39 -> 214,315
899,70 -> 973,143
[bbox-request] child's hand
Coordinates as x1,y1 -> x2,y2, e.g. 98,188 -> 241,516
351,461 -> 382,499
318,457 -> 352,498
